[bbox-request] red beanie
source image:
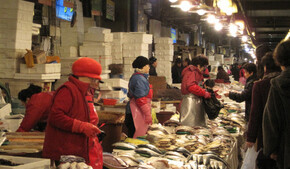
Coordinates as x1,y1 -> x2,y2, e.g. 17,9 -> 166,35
72,57 -> 102,80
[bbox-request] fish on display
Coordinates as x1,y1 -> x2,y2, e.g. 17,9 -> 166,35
137,144 -> 163,154
135,147 -> 161,157
112,142 -> 137,150
118,155 -> 140,167
174,147 -> 191,157
164,151 -> 185,158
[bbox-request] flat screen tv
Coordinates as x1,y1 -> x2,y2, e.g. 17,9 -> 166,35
56,0 -> 73,21
171,28 -> 177,43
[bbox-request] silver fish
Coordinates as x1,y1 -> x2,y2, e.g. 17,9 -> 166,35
112,142 -> 137,150
137,144 -> 163,154
135,148 -> 161,157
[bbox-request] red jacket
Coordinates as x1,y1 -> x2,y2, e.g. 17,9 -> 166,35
17,92 -> 54,132
43,76 -> 94,162
181,65 -> 206,96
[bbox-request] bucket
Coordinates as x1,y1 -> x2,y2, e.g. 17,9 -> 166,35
156,111 -> 175,125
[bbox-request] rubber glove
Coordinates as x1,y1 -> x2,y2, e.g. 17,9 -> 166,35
72,119 -> 101,137
140,104 -> 152,125
204,92 -> 211,99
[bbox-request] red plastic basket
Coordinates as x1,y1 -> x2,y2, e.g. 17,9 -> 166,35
103,99 -> 118,105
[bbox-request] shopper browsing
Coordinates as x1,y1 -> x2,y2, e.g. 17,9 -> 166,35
125,56 -> 153,138
42,57 -> 103,169
17,84 -> 54,132
224,63 -> 258,122
180,55 -> 211,127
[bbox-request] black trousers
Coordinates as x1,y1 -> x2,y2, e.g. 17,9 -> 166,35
125,102 -> 135,138
257,151 -> 278,169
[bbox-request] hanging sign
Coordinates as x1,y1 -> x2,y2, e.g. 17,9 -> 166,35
38,0 -> 52,6
91,0 -> 102,16
105,0 -> 115,21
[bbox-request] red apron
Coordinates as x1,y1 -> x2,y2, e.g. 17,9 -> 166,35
85,95 -> 103,169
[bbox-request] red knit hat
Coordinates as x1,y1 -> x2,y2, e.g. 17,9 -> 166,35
72,57 -> 102,80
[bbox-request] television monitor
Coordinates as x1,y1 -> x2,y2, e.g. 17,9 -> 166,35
171,28 -> 177,43
56,0 -> 73,21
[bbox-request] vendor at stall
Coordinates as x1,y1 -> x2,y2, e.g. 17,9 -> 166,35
216,66 -> 230,83
42,57 -> 103,169
125,56 -> 153,138
149,57 -> 158,76
16,84 -> 54,132
224,63 -> 258,122
180,55 -> 211,127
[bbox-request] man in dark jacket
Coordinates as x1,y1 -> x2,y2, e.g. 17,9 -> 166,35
149,57 -> 157,76
224,63 -> 258,122
246,52 -> 280,169
263,40 -> 290,169
172,58 -> 183,83
231,63 -> 240,81
216,66 -> 230,83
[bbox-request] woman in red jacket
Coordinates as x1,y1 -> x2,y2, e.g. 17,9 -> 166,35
42,57 -> 103,169
17,84 -> 54,132
180,55 -> 211,127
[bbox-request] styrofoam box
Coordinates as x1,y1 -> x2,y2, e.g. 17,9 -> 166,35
0,18 -> 33,31
155,44 -> 173,51
0,59 -> 18,69
123,57 -> 135,65
215,58 -> 224,64
0,49 -> 26,58
209,60 -> 220,66
102,90 -> 127,99
112,59 -> 123,64
155,55 -> 173,61
123,43 -> 149,51
113,32 -> 125,39
0,0 -> 34,11
155,37 -> 173,44
102,79 -> 128,88
14,73 -> 61,80
0,71 -> 15,78
84,33 -> 113,42
101,73 -> 110,80
224,57 -> 234,65
215,54 -> 224,60
155,49 -> 174,56
88,27 -> 111,34
20,63 -> 61,74
88,56 -> 112,69
112,53 -> 123,60
59,46 -> 78,57
0,104 -> 12,120
208,56 -> 215,61
124,64 -> 134,73
122,50 -> 148,58
80,46 -> 111,56
111,45 -> 122,53
0,155 -> 50,169
124,33 -> 153,44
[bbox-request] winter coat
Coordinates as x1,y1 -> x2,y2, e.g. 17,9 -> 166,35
43,76 -> 102,165
263,67 -> 290,169
229,75 -> 257,121
17,92 -> 54,132
172,65 -> 183,83
149,65 -> 157,76
247,72 -> 280,151
231,66 -> 240,81
216,69 -> 230,83
180,65 -> 207,127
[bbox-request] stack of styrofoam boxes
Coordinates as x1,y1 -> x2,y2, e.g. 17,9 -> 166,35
111,33 -> 124,64
122,33 -> 153,81
100,79 -> 129,103
154,37 -> 174,84
0,0 -> 34,78
224,57 -> 234,65
59,21 -> 79,58
215,54 -> 224,64
80,27 -> 113,80
55,57 -> 79,89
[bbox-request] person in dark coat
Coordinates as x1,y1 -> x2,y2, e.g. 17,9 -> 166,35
231,63 -> 240,81
224,63 -> 258,122
183,58 -> 190,68
246,52 -> 280,169
256,44 -> 272,79
263,40 -> 290,169
216,66 -> 230,83
172,58 -> 183,83
149,57 -> 157,76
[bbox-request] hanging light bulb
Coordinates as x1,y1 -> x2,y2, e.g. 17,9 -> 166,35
180,1 -> 192,12
229,23 -> 238,37
242,35 -> 248,42
197,9 -> 206,15
214,22 -> 223,31
169,0 -> 178,3
207,15 -> 218,24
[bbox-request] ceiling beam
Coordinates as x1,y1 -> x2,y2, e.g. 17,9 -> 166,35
245,1 -> 290,10
256,38 -> 284,42
247,10 -> 290,17
253,27 -> 289,32
256,34 -> 285,39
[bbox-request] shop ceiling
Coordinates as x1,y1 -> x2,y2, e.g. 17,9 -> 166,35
241,0 -> 290,48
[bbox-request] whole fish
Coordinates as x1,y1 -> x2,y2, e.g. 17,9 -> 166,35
112,142 -> 137,150
164,151 -> 185,158
174,147 -> 191,157
137,144 -> 163,154
135,147 -> 161,157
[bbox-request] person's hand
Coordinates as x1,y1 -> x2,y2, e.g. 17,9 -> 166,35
270,153 -> 277,161
246,142 -> 254,148
204,92 -> 211,99
145,114 -> 152,125
224,93 -> 229,97
79,122 -> 101,138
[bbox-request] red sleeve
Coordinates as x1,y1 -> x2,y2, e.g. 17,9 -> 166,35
188,84 -> 206,97
48,87 -> 75,132
17,95 -> 47,132
135,97 -> 147,107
